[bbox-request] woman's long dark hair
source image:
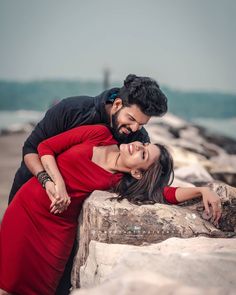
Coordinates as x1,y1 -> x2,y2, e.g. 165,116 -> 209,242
111,143 -> 174,205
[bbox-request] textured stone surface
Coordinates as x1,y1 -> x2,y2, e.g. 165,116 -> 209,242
174,164 -> 213,184
71,237 -> 236,294
71,182 -> 236,288
146,116 -> 236,186
70,114 -> 236,291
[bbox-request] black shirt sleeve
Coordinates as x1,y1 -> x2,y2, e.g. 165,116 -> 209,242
22,95 -> 97,157
22,100 -> 67,156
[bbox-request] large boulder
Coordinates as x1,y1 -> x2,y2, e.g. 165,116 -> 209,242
71,182 -> 236,288
71,237 -> 236,294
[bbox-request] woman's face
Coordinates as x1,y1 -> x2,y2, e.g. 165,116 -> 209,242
119,141 -> 160,172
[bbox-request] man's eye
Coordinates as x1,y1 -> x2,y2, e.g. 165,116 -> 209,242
143,151 -> 145,159
129,116 -> 135,121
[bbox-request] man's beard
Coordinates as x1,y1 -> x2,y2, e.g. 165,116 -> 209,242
111,111 -> 132,143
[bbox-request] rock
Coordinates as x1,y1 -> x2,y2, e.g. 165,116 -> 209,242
209,154 -> 236,186
72,237 -> 236,293
71,182 -> 236,288
171,177 -> 195,188
174,164 -> 213,185
72,270 -> 230,295
147,116 -> 236,188
198,127 -> 236,154
170,146 -> 212,169
181,181 -> 236,232
201,141 -> 227,158
148,114 -> 188,129
170,138 -> 210,157
208,182 -> 236,232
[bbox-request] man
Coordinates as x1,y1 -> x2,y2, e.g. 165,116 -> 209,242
8,74 -> 168,294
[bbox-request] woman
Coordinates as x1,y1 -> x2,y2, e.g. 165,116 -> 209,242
0,125 -> 221,295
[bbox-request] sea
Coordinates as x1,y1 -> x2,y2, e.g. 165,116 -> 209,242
0,80 -> 236,140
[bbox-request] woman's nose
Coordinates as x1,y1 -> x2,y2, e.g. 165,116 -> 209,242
135,144 -> 143,151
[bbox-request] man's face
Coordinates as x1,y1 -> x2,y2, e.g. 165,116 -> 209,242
110,100 -> 150,141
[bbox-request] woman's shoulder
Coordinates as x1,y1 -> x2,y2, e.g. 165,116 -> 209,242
83,124 -> 115,143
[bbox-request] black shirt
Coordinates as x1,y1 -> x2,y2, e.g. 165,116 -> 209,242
23,87 -> 150,156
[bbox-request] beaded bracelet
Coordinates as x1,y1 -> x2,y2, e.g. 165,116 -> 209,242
36,170 -> 53,189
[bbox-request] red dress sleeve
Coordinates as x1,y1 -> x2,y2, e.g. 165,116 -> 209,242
38,125 -> 115,157
163,187 -> 179,204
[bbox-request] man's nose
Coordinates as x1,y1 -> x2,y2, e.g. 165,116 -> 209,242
130,122 -> 140,132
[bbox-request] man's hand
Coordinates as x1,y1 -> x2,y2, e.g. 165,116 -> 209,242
201,188 -> 222,226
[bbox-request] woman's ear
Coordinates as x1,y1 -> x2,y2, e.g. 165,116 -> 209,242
131,169 -> 143,180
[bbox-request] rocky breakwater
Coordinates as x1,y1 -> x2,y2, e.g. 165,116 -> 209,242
71,114 -> 236,294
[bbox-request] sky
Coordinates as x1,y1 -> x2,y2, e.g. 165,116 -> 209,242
0,0 -> 235,93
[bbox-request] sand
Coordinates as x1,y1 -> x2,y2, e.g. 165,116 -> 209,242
0,132 -> 29,220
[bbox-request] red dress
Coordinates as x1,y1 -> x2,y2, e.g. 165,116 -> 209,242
0,125 -> 177,295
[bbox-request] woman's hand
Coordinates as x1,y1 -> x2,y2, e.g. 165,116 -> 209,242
45,181 -> 57,203
200,187 -> 222,226
50,183 -> 71,214
45,181 -> 71,214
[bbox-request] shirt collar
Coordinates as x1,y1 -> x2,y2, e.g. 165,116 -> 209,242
94,87 -> 120,125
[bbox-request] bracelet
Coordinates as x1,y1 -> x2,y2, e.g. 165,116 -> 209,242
37,170 -> 53,189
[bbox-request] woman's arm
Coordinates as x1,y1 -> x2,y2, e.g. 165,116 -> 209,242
41,155 -> 71,214
38,125 -> 113,213
175,186 -> 222,224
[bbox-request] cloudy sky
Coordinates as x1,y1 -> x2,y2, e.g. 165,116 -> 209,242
0,0 -> 235,93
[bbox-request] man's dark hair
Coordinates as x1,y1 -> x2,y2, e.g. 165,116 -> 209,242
118,74 -> 168,117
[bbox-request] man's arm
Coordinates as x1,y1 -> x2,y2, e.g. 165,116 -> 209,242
23,96 -> 95,175
22,100 -> 68,204
24,153 -> 44,176
23,100 -> 67,167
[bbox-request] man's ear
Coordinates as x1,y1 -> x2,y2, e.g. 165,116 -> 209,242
111,98 -> 123,113
131,169 -> 143,180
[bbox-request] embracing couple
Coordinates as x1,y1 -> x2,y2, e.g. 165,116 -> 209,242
0,74 -> 222,295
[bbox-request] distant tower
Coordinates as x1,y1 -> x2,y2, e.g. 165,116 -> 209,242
103,68 -> 110,90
